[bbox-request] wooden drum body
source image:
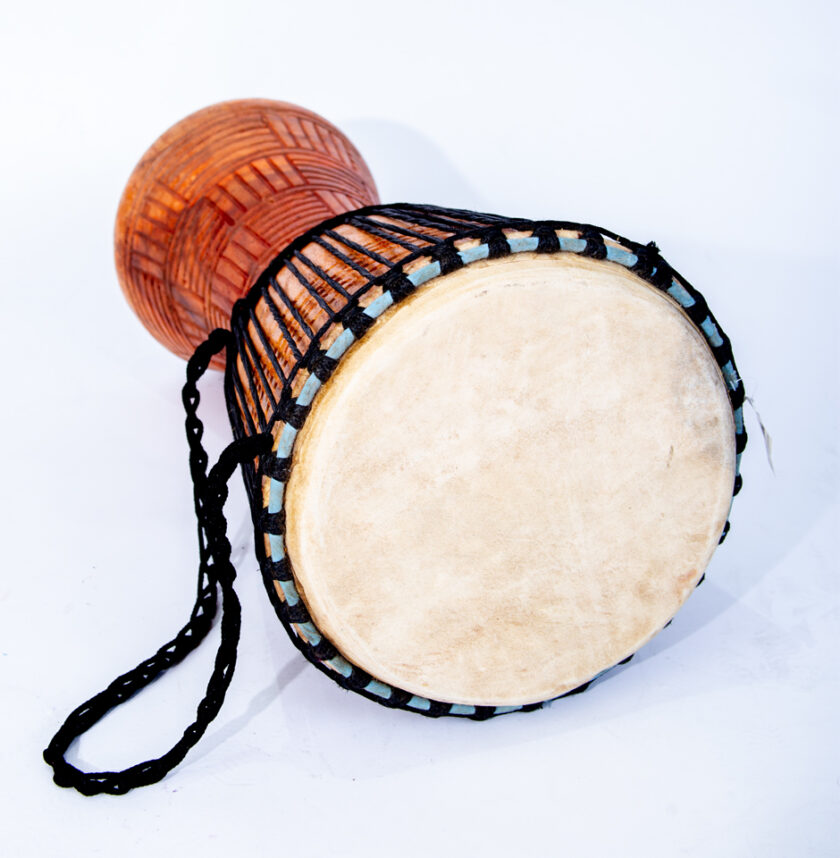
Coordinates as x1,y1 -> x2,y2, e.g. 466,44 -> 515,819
115,99 -> 379,365
223,204 -> 746,717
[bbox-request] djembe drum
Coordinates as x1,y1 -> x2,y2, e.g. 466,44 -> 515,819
45,99 -> 747,795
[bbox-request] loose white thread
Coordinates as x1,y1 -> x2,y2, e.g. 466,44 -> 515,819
745,395 -> 774,474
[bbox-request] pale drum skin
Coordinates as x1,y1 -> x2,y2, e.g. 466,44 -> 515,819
284,253 -> 736,706
114,99 -> 379,367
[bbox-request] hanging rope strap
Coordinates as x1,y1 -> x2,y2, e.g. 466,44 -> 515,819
43,330 -> 272,796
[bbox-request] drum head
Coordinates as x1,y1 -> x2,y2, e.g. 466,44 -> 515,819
283,252 -> 735,706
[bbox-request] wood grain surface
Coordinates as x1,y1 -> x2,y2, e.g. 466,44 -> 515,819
115,99 -> 379,366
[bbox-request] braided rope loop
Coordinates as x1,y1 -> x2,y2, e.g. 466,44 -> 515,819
43,330 -> 271,796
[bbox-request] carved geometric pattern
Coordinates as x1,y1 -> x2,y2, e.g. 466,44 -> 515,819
115,99 -> 379,365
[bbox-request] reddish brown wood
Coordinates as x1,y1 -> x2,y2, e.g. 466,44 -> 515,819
115,99 -> 379,367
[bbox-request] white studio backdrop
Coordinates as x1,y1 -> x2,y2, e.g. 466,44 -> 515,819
0,1 -> 837,856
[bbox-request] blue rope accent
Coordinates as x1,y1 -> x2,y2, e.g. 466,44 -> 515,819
248,212 -> 746,721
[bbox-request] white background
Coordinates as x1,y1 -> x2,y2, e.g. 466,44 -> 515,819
1,1 -> 837,855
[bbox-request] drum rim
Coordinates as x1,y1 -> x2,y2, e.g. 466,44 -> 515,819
225,203 -> 748,719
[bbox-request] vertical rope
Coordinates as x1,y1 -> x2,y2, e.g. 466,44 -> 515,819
42,330 -> 271,796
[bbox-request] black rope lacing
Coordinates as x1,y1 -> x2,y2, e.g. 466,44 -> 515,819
42,329 -> 271,796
